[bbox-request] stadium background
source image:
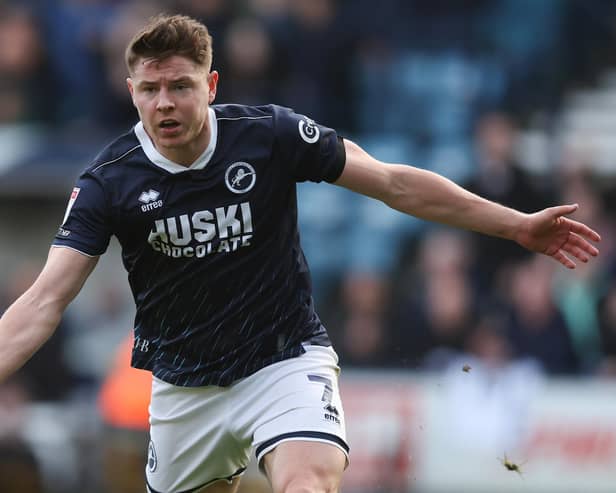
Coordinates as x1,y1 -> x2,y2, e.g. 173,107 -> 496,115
0,0 -> 615,492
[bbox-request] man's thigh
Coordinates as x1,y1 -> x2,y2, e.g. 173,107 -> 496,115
262,441 -> 346,493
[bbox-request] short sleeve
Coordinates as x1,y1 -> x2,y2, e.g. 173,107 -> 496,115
52,173 -> 112,256
272,105 -> 346,183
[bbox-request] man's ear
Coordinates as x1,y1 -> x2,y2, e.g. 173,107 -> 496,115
207,71 -> 219,104
126,78 -> 137,107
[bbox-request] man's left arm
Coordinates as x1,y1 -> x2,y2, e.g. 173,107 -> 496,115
334,138 -> 601,269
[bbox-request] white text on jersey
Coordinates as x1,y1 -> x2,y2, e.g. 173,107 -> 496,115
147,202 -> 254,258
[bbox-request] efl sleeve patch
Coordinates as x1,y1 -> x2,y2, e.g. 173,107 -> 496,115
52,174 -> 112,256
61,187 -> 81,225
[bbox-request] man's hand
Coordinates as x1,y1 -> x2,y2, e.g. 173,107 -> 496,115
515,204 -> 601,269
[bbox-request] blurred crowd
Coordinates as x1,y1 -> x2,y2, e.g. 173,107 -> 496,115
1,0 -> 616,130
2,0 -> 616,492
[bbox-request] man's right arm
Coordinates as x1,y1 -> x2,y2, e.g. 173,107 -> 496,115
335,139 -> 600,268
0,246 -> 98,382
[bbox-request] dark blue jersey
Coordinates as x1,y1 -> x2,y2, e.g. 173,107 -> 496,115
53,104 -> 345,387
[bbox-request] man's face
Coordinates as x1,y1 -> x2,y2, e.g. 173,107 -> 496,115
127,55 -> 218,164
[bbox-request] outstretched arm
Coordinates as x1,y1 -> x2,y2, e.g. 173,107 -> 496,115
0,247 -> 98,382
335,139 -> 600,268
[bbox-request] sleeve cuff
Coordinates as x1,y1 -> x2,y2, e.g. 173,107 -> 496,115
325,136 -> 346,183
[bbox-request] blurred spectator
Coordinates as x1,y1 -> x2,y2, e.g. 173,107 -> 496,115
335,273 -> 390,367
389,228 -> 478,369
274,0 -> 355,130
398,0 -> 487,50
326,183 -> 415,368
479,0 -> 566,117
551,164 -> 613,373
0,5 -> 57,123
560,1 -> 616,88
38,0 -> 116,124
465,111 -> 554,292
503,255 -> 579,375
436,312 -> 544,453
216,17 -> 279,105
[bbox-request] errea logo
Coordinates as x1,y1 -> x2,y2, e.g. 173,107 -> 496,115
139,189 -> 160,203
139,189 -> 163,212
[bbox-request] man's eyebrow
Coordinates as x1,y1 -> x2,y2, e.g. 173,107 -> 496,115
136,76 -> 194,86
170,76 -> 194,83
136,79 -> 158,87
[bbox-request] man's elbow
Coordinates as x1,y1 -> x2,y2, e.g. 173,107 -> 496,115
380,164 -> 415,211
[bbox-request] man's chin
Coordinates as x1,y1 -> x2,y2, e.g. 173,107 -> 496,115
155,136 -> 185,149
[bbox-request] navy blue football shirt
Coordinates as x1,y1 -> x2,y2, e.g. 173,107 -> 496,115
53,104 -> 345,387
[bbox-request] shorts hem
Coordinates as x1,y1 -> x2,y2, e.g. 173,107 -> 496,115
255,431 -> 349,466
146,466 -> 246,493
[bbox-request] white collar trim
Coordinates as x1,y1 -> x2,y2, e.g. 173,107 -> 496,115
134,107 -> 217,173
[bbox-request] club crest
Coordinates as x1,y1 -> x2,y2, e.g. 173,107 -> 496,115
225,162 -> 256,194
148,440 -> 157,472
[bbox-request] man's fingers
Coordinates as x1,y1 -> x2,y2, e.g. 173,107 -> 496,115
556,231 -> 601,266
549,203 -> 579,218
553,250 -> 576,269
551,206 -> 601,243
567,219 -> 602,243
561,241 -> 589,263
566,232 -> 599,257
542,205 -> 601,268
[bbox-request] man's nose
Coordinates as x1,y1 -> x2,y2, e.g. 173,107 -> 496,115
156,89 -> 174,111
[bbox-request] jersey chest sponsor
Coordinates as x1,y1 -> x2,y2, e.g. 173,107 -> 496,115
147,201 -> 254,258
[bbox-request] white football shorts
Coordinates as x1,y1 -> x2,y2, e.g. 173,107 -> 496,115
145,345 -> 349,493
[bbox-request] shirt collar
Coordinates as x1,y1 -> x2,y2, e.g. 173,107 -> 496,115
134,107 -> 217,173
